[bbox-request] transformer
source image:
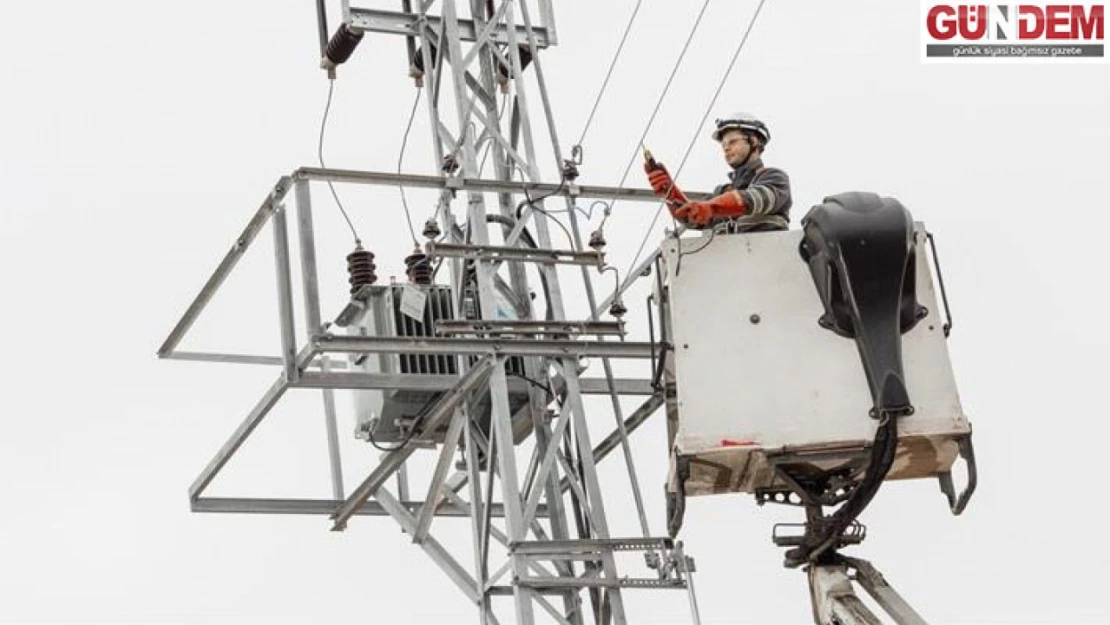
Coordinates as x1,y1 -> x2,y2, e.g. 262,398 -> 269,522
339,283 -> 533,446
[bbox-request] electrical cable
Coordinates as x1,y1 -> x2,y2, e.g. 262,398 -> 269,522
317,78 -> 362,245
511,163 -> 575,249
607,0 -> 712,209
599,0 -> 721,288
787,412 -> 899,567
520,201 -> 574,250
364,392 -> 441,453
507,371 -> 560,408
575,0 -> 646,150
511,172 -> 623,316
599,265 -> 622,302
674,226 -> 716,277
397,87 -> 423,246
545,199 -> 609,224
624,0 -> 769,278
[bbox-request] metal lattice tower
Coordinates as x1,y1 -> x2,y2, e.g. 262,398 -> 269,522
160,2 -> 703,623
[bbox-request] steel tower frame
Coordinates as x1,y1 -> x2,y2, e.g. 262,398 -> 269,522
159,2 -> 706,623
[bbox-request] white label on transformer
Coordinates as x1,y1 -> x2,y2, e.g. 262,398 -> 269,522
400,284 -> 427,322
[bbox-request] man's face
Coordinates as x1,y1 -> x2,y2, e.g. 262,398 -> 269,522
720,130 -> 754,168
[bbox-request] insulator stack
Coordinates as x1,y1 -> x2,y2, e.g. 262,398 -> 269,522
561,159 -> 580,182
496,45 -> 534,81
346,245 -> 377,294
405,251 -> 433,285
589,229 -> 607,251
324,23 -> 364,67
423,218 -> 442,240
441,153 -> 460,175
411,42 -> 439,77
609,298 -> 628,318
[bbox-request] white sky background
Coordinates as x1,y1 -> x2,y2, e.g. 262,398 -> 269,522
1,0 -> 1108,623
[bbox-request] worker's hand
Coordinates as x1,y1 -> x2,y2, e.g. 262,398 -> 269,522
646,166 -> 689,207
673,192 -> 746,226
680,201 -> 715,225
670,202 -> 709,225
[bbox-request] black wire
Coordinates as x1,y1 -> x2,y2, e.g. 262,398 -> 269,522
675,225 -> 717,276
507,371 -> 560,407
397,87 -> 423,246
625,0 -> 769,277
790,412 -> 900,565
548,199 -> 609,224
513,168 -> 575,248
364,391 -> 442,453
600,265 -> 622,302
366,430 -> 412,453
576,0 -> 646,149
521,202 -> 575,250
512,169 -> 620,314
317,78 -> 362,245
608,0 -> 712,205
520,176 -> 566,210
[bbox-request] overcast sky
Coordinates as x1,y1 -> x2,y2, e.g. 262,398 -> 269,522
1,1 -> 1108,623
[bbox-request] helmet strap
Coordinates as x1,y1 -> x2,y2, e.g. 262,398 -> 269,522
735,134 -> 755,167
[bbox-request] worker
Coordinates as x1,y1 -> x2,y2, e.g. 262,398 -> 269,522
646,112 -> 792,232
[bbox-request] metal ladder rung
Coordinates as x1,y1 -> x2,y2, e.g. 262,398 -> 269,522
515,577 -> 687,590
510,537 -> 675,555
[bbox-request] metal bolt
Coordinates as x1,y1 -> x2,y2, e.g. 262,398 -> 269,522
750,314 -> 761,324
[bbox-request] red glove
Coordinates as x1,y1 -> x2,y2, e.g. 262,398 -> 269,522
645,164 -> 689,207
674,191 -> 747,226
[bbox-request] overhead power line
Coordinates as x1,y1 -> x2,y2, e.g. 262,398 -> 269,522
625,0 -> 770,276
575,0 -> 646,150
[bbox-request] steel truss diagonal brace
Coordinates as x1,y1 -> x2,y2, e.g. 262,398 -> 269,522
189,376 -> 288,500
158,177 -> 292,358
330,355 -> 500,530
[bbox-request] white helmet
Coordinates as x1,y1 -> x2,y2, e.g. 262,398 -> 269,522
711,112 -> 771,145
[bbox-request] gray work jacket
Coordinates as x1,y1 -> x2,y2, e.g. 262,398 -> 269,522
705,158 -> 792,232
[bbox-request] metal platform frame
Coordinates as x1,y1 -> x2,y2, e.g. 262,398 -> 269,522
159,2 -> 704,624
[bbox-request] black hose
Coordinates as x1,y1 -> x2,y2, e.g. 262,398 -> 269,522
786,411 -> 900,567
